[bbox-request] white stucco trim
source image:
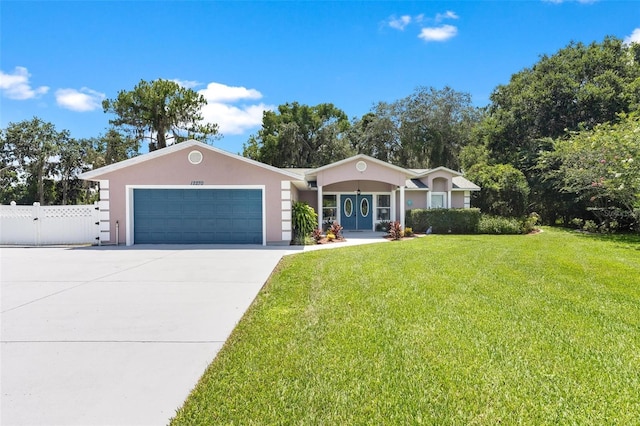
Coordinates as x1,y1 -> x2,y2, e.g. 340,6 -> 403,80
399,186 -> 405,229
391,190 -> 397,222
98,180 -> 110,243
317,185 -> 323,230
281,181 -> 292,242
125,184 -> 266,246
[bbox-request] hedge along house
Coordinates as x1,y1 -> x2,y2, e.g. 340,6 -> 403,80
79,140 -> 479,246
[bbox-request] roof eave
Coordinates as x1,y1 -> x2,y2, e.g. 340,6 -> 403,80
78,140 -> 305,181
305,154 -> 418,178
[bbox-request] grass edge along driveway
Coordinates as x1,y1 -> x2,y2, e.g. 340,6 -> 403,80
171,228 -> 640,425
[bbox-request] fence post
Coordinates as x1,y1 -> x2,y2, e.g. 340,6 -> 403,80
33,202 -> 41,246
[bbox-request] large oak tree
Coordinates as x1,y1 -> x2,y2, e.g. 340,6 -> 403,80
484,37 -> 640,167
352,86 -> 481,169
243,102 -> 352,167
1,117 -> 66,204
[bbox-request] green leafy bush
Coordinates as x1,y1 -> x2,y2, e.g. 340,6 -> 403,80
583,220 -> 599,233
521,212 -> 541,234
292,201 -> 318,245
478,215 -> 522,234
570,218 -> 584,229
406,208 -> 481,234
465,164 -> 530,217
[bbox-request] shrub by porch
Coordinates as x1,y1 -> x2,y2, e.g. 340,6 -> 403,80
406,208 -> 481,234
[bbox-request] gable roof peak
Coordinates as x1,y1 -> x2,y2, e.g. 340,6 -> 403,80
305,153 -> 417,177
79,139 -> 304,181
416,165 -> 463,178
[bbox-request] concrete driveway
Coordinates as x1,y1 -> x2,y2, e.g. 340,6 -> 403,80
1,245 -> 288,426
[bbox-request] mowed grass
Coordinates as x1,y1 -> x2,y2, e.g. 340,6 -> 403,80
171,229 -> 640,425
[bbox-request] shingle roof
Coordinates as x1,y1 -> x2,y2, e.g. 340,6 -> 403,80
452,176 -> 480,190
405,179 -> 429,189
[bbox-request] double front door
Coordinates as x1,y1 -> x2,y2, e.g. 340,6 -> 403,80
341,194 -> 372,231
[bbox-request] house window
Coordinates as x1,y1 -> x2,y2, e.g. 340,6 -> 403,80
376,195 -> 390,220
323,195 -> 337,223
431,192 -> 446,209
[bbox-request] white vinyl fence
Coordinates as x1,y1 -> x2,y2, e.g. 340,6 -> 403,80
0,202 -> 100,246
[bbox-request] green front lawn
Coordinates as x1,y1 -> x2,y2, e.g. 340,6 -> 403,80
171,229 -> 640,425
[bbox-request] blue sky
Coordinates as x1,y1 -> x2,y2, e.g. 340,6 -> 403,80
1,0 -> 639,154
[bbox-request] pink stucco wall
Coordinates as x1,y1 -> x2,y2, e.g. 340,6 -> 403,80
316,159 -> 407,187
425,172 -> 454,191
96,147 -> 293,244
298,190 -> 317,208
451,192 -> 465,208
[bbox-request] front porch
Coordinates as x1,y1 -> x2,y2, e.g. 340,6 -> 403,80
286,154 -> 479,235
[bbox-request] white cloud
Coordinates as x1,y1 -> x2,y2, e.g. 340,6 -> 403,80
171,79 -> 201,89
201,102 -> 273,135
198,82 -> 273,135
55,87 -> 105,112
0,66 -> 49,100
387,11 -> 459,42
388,15 -> 412,31
418,25 -> 458,42
624,28 -> 640,45
435,11 -> 459,22
199,82 -> 263,103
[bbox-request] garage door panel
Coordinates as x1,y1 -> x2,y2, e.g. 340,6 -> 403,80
215,205 -> 233,216
133,189 -> 263,244
215,217 -> 233,228
246,218 -> 263,230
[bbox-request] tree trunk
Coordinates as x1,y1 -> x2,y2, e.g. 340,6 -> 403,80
156,127 -> 167,150
62,176 -> 68,205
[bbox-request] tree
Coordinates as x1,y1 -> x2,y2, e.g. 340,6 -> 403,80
99,128 -> 139,166
539,113 -> 640,231
485,37 -> 640,167
348,112 -> 400,163
0,134 -> 24,203
2,117 -> 66,204
359,87 -> 481,169
243,102 -> 353,167
102,79 -> 219,151
465,163 -> 530,217
57,137 -> 87,205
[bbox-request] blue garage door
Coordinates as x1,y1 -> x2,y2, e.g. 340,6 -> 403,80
133,188 -> 263,244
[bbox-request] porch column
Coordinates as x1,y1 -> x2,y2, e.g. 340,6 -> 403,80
399,185 -> 405,229
391,189 -> 397,222
317,185 -> 323,230
447,190 -> 452,208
